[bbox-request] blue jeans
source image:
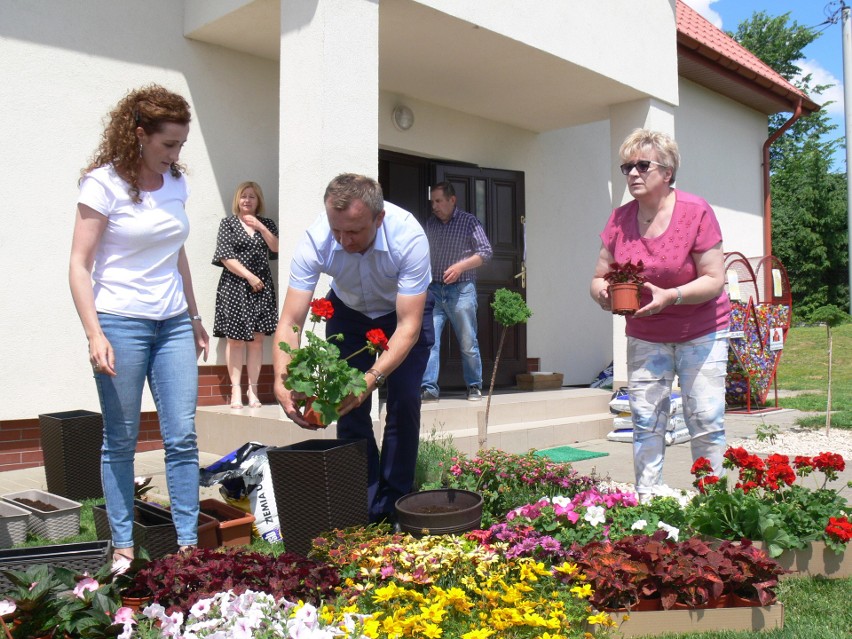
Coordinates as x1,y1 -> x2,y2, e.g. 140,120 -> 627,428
95,312 -> 200,548
627,330 -> 729,494
421,281 -> 482,395
326,291 -> 434,522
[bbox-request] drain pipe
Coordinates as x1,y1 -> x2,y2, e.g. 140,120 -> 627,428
761,98 -> 803,257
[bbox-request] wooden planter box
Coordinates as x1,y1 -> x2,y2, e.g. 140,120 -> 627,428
267,439 -> 368,557
1,490 -> 81,541
759,541 -> 851,579
0,501 -> 30,549
39,410 -> 104,500
516,372 -> 563,391
92,500 -> 218,558
608,604 -> 784,637
0,540 -> 111,592
199,498 -> 255,547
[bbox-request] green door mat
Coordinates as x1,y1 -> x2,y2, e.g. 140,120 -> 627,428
534,446 -> 609,463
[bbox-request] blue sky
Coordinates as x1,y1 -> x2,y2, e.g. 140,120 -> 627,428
682,0 -> 845,170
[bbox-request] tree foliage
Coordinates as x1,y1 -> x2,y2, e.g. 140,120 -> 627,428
732,11 -> 850,319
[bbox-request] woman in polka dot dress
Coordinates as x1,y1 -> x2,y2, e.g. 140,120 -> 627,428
212,181 -> 279,408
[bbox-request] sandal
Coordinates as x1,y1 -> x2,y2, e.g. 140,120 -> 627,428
230,384 -> 243,409
112,549 -> 134,574
247,384 -> 262,409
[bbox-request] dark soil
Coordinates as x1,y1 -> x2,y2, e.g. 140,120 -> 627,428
412,505 -> 462,514
14,497 -> 58,512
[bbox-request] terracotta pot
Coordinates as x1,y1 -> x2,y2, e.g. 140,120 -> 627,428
728,592 -> 761,607
672,594 -> 727,610
120,594 -> 152,613
608,282 -> 643,315
604,596 -> 662,612
303,398 -> 327,427
395,489 -> 483,537
631,596 -> 663,611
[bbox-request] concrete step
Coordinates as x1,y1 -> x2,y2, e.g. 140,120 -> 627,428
195,387 -> 615,458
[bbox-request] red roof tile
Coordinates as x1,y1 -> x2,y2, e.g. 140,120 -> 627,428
676,0 -> 819,114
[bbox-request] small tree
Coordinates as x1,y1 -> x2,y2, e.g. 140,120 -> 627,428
480,289 -> 532,449
808,305 -> 851,435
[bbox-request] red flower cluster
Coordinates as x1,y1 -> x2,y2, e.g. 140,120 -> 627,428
718,446 -> 847,493
366,328 -> 389,352
825,516 -> 852,543
309,298 -> 334,321
794,452 -> 846,482
690,457 -> 721,493
723,447 -> 766,493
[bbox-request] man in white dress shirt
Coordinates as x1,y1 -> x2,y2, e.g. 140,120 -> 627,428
273,173 -> 434,523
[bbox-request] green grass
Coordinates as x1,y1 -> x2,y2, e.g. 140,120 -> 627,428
774,323 -> 852,430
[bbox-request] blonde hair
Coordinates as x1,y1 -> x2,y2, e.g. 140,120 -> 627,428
232,181 -> 266,216
619,128 -> 680,184
324,173 -> 384,218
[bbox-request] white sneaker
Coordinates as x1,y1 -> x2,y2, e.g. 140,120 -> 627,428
467,386 -> 482,401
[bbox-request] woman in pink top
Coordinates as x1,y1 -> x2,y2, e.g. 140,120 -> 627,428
590,129 -> 730,501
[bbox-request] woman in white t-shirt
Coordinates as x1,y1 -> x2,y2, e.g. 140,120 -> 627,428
69,85 -> 209,566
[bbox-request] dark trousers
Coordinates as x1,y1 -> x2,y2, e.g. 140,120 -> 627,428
326,290 -> 434,521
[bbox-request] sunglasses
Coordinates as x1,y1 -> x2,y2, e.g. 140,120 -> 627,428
620,160 -> 668,175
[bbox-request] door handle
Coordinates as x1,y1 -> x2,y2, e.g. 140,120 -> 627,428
514,262 -> 526,289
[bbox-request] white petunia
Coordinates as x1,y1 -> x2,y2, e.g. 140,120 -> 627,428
584,505 -> 606,527
657,521 -> 680,541
631,519 -> 648,530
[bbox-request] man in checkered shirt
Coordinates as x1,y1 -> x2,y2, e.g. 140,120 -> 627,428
421,181 -> 493,402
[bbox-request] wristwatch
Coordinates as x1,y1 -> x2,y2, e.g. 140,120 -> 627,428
189,314 -> 203,322
366,369 -> 386,387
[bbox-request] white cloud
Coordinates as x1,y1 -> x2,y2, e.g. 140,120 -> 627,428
798,59 -> 844,116
681,0 -> 723,29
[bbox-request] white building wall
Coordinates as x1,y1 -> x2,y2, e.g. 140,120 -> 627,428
0,0 -> 771,423
0,0 -> 279,420
675,80 -> 767,258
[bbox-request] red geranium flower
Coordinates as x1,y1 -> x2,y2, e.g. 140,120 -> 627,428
309,298 -> 335,321
813,452 -> 845,473
826,516 -> 852,541
366,328 -> 389,352
696,475 -> 720,494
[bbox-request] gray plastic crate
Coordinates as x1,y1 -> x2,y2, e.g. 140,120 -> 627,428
1,490 -> 81,541
0,501 -> 30,549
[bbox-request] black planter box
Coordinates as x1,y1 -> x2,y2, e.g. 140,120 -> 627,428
267,439 -> 368,557
39,410 -> 104,500
93,500 -> 218,559
0,540 -> 111,593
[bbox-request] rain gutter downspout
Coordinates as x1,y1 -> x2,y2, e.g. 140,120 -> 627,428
762,98 -> 803,257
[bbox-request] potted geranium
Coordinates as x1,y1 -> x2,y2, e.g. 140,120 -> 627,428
279,298 -> 389,426
603,259 -> 646,315
687,449 -> 850,567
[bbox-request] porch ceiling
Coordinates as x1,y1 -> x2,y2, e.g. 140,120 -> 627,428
185,0 -> 647,133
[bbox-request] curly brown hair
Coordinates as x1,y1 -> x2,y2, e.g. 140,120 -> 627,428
81,84 -> 191,203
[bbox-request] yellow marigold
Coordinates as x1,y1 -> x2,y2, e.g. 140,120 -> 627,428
461,628 -> 496,639
553,561 -> 580,578
419,622 -> 443,638
587,611 -> 617,627
570,583 -> 593,599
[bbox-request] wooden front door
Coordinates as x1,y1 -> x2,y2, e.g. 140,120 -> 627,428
378,151 -> 527,390
433,164 -> 527,389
